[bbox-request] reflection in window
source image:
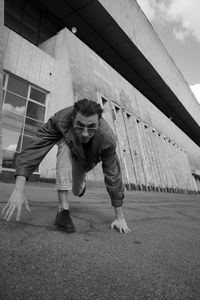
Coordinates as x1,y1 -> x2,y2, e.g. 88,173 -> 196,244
30,87 -> 46,104
3,110 -> 25,133
26,101 -> 45,122
24,117 -> 43,135
21,134 -> 34,151
3,91 -> 26,115
3,73 -> 6,88
7,75 -> 29,98
2,72 -> 47,172
2,128 -> 23,153
2,150 -> 16,169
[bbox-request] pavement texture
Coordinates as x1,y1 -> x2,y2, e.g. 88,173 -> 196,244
0,181 -> 200,300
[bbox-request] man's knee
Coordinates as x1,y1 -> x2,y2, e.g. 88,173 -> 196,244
72,186 -> 80,196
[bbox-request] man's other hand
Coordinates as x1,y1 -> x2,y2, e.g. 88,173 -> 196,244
2,188 -> 31,221
110,217 -> 131,234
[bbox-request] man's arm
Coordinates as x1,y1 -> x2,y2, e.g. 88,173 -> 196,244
2,114 -> 61,221
16,115 -> 61,178
101,146 -> 131,233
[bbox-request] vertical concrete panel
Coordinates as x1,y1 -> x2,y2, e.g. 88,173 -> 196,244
123,111 -> 138,186
138,122 -> 154,188
167,140 -> 179,189
4,30 -> 21,73
127,117 -> 146,187
0,0 -> 4,171
112,104 -> 136,185
145,126 -> 161,188
182,150 -> 197,191
174,144 -> 184,190
15,38 -> 33,79
160,136 -> 171,189
39,29 -> 74,179
149,129 -> 164,189
136,121 -> 150,188
153,133 -> 165,189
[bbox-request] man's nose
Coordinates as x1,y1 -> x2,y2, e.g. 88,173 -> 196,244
82,127 -> 89,137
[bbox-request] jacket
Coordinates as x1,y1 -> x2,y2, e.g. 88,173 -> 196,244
16,106 -> 124,207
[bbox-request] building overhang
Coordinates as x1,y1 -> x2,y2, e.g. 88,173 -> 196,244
38,0 -> 200,147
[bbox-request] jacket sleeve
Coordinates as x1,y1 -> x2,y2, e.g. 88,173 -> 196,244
101,145 -> 125,207
15,115 -> 62,179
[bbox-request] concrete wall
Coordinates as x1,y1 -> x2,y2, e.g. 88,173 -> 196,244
0,0 -> 4,171
98,0 -> 200,172
3,27 -> 54,91
98,0 -> 200,128
2,27 -> 57,178
1,23 -> 199,191
53,28 -> 198,191
38,29 -> 74,179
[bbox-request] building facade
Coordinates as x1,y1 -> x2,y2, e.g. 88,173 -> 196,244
1,0 -> 200,192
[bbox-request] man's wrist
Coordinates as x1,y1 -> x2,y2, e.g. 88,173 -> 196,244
114,207 -> 124,219
15,176 -> 26,191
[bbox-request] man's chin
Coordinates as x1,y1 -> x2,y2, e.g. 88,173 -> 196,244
79,138 -> 90,143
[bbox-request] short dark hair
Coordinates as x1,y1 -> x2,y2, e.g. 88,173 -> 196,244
72,98 -> 103,119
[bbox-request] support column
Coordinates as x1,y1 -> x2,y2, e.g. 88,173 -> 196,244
0,0 -> 4,172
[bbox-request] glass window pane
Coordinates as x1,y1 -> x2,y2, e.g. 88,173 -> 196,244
3,73 -> 6,88
21,134 -> 33,151
30,87 -> 46,104
3,91 -> 26,115
7,75 -> 29,98
3,110 -> 25,132
2,149 -> 16,169
26,101 -> 45,122
2,128 -> 23,153
24,117 -> 43,136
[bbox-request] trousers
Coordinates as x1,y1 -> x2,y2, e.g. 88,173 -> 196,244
56,140 -> 86,195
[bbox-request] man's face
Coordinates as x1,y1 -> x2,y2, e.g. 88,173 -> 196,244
73,112 -> 99,143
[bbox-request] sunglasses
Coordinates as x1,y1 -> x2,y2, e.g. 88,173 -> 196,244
73,121 -> 99,135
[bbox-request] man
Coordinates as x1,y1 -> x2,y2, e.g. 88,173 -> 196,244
2,99 -> 130,234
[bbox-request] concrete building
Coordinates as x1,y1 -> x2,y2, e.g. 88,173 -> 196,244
0,0 -> 200,193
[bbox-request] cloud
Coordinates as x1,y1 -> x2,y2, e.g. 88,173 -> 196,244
190,84 -> 200,104
6,144 -> 17,151
172,28 -> 189,42
3,103 -> 26,115
137,0 -> 200,42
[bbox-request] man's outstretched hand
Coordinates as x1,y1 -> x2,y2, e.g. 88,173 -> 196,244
2,188 -> 31,221
111,217 -> 131,234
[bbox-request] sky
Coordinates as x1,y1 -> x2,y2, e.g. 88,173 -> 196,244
136,0 -> 200,104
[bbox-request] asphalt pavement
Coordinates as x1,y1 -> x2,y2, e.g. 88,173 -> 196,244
0,181 -> 200,300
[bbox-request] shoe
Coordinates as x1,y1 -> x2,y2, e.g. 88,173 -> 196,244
78,182 -> 86,197
55,209 -> 75,233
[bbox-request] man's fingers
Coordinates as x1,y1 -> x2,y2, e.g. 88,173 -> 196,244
16,206 -> 22,221
123,227 -> 131,234
110,222 -> 115,230
3,204 -> 12,220
2,203 -> 9,215
5,205 -> 15,221
25,200 -> 31,212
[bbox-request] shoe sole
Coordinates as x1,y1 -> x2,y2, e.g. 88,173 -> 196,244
55,223 -> 75,233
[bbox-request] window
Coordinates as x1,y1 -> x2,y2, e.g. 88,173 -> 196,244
2,72 -> 47,171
